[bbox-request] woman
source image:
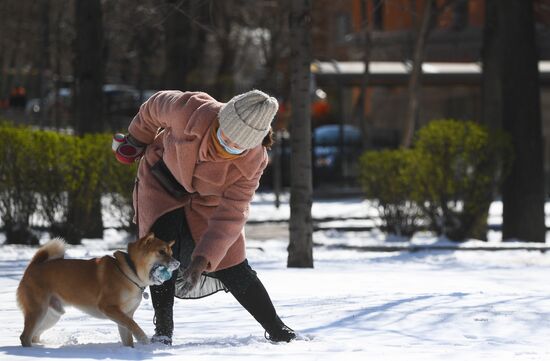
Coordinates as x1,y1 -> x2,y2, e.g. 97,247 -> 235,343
113,89 -> 296,345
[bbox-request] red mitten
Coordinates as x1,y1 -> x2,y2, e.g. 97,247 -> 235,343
112,133 -> 145,164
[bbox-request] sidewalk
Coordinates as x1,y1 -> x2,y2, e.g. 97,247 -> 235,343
247,192 -> 550,249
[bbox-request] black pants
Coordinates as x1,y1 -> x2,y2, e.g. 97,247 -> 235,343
149,208 -> 279,329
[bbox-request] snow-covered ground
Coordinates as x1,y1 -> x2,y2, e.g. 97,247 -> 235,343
1,194 -> 550,360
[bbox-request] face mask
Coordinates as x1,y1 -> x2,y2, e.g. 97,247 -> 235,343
216,128 -> 245,155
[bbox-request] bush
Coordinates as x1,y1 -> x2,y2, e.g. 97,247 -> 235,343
359,119 -> 513,241
0,124 -> 40,244
54,133 -> 108,243
31,130 -> 79,242
359,149 -> 422,237
0,123 -> 137,244
411,119 -> 512,241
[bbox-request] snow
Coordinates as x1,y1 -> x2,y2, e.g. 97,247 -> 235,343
1,194 -> 550,360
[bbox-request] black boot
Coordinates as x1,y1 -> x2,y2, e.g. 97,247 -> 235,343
262,316 -> 297,343
150,278 -> 176,345
148,207 -> 187,345
151,307 -> 174,345
218,264 -> 297,343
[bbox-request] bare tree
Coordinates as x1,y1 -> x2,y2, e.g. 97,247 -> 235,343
401,0 -> 468,148
38,0 -> 51,128
287,0 -> 313,268
482,0 -> 545,242
353,0 -> 374,147
254,1 -> 290,96
209,0 -> 240,100
0,0 -> 9,98
2,3 -> 25,101
165,0 -> 257,100
71,0 -> 105,241
401,0 -> 435,148
51,1 -> 74,128
481,0 -> 501,131
163,0 -> 209,91
74,0 -> 104,134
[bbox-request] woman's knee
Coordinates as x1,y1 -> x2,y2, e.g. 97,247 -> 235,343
215,260 -> 259,295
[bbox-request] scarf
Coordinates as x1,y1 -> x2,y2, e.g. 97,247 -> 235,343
208,124 -> 241,161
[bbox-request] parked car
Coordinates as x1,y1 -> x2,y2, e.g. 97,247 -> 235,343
261,124 -> 365,189
312,124 -> 364,185
25,87 -> 72,123
25,85 -> 158,130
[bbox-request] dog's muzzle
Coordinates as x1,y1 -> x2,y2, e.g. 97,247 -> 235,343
150,259 -> 180,284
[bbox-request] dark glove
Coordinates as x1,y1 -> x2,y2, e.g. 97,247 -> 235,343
178,256 -> 209,295
112,133 -> 146,164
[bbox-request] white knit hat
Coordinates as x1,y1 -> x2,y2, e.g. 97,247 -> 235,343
218,89 -> 279,149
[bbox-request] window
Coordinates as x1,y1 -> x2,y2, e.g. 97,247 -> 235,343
335,13 -> 352,43
452,0 -> 469,31
373,0 -> 384,30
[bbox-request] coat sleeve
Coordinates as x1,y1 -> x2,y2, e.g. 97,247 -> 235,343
127,90 -> 191,144
191,155 -> 268,271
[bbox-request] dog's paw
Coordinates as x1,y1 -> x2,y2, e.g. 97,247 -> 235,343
138,335 -> 150,345
20,334 -> 32,347
122,339 -> 134,347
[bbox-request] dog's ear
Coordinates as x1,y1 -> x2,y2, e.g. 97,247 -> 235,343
168,240 -> 176,248
142,232 -> 155,244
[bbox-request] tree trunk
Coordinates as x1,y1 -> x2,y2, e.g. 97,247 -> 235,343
52,5 -> 63,129
72,0 -> 105,241
497,0 -> 545,242
481,0 -> 502,130
215,42 -> 237,101
163,0 -> 207,91
6,16 -> 23,101
38,0 -> 51,128
478,0 -> 503,242
401,0 -> 435,148
354,0 -> 372,148
211,0 -> 238,101
74,0 -> 104,134
164,0 -> 191,90
0,0 -> 7,99
287,0 -> 313,268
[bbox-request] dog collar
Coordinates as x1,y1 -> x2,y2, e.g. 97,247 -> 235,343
123,252 -> 139,279
115,252 -> 149,299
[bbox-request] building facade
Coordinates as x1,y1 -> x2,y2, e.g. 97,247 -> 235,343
310,0 -> 550,179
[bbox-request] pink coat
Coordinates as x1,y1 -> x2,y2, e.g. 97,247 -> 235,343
128,91 -> 268,272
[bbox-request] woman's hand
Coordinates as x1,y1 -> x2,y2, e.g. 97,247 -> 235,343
112,133 -> 146,164
178,256 -> 209,295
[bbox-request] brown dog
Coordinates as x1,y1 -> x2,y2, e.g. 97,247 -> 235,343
16,233 -> 179,347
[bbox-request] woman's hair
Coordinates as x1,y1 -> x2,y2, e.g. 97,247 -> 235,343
262,128 -> 274,149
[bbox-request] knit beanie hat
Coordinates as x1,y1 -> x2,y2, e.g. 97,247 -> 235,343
218,89 -> 279,149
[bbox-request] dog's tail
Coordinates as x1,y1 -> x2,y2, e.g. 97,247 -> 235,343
28,238 -> 66,266
17,238 -> 66,311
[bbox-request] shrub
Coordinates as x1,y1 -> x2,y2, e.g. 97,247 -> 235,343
359,119 -> 512,241
411,119 -> 512,241
31,130 -> 77,239
40,133 -> 106,243
359,149 -> 422,238
0,124 -> 137,244
0,124 -> 39,244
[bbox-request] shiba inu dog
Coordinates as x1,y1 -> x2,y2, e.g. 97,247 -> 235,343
16,232 -> 180,347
